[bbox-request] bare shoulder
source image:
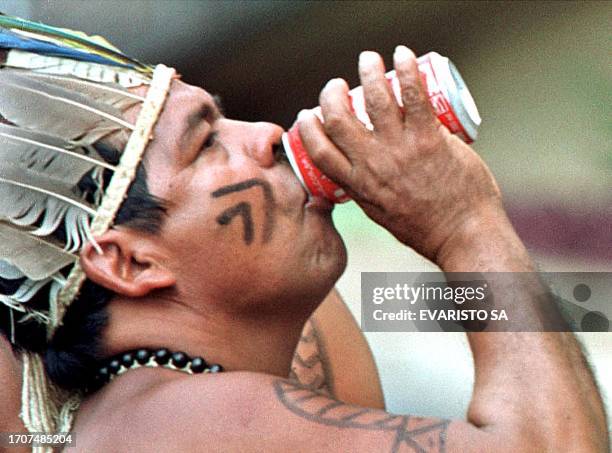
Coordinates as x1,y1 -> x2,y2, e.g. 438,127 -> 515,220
0,334 -> 22,401
0,333 -> 19,368
77,370 -> 492,453
0,334 -> 29,450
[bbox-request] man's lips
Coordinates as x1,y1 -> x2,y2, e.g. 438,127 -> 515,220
277,159 -> 333,213
304,195 -> 334,213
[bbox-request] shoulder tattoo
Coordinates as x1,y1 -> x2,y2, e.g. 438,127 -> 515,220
274,379 -> 450,453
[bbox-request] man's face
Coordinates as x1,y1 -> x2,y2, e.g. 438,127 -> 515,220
135,80 -> 347,315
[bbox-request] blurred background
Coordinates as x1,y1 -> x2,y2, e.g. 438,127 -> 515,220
2,0 -> 609,432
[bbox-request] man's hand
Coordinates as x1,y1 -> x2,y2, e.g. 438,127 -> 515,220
298,46 -> 503,261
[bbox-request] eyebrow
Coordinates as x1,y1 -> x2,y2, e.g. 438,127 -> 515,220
180,93 -> 225,161
184,94 -> 225,133
212,94 -> 225,116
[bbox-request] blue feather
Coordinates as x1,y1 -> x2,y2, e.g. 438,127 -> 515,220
0,30 -> 131,68
0,14 -> 152,73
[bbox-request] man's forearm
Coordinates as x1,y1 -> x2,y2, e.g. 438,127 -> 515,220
438,208 -> 609,451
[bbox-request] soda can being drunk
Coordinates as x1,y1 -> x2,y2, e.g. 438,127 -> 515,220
281,51 -> 482,203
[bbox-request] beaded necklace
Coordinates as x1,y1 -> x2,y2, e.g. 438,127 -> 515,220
93,348 -> 223,390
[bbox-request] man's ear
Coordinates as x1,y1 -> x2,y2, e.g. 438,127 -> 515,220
79,228 -> 176,297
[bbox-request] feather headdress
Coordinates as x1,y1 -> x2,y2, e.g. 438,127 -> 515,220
0,13 -> 174,332
0,14 -> 175,447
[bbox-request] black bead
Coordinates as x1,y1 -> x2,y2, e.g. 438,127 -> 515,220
154,348 -> 170,365
108,359 -> 121,374
135,349 -> 150,365
98,366 -> 110,380
171,351 -> 188,369
121,353 -> 134,368
190,357 -> 207,374
208,364 -> 223,373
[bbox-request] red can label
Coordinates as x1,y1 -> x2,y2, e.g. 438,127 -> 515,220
284,123 -> 351,203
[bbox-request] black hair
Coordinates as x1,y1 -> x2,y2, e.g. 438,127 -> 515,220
0,143 -> 167,392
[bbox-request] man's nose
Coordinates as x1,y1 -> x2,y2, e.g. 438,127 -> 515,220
238,121 -> 284,168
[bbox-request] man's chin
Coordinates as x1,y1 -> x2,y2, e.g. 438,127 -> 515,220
317,235 -> 348,289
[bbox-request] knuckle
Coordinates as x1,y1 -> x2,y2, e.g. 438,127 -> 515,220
366,93 -> 393,115
363,157 -> 380,176
365,161 -> 396,193
350,167 -> 379,198
323,114 -> 345,134
308,143 -> 327,163
401,85 -> 431,116
353,177 -> 373,199
414,126 -> 447,154
401,84 -> 421,104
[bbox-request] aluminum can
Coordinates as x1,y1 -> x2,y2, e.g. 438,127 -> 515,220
281,51 -> 482,203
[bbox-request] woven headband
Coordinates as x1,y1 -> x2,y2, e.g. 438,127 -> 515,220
53,64 -> 174,332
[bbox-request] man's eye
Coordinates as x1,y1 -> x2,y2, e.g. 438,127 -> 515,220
202,132 -> 218,150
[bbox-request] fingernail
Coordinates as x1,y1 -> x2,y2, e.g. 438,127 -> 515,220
359,51 -> 379,67
324,78 -> 338,88
297,109 -> 310,121
324,78 -> 346,90
394,45 -> 414,63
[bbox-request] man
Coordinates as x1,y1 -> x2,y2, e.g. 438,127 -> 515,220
0,17 -> 607,451
65,48 -> 608,451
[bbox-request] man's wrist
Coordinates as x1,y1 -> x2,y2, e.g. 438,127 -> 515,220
434,203 -> 534,273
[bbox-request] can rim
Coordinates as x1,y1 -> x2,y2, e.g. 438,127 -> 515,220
281,132 -> 308,192
430,53 -> 481,141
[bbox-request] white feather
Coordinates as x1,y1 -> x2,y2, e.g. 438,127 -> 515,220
0,165 -> 97,216
63,208 -> 94,253
0,260 -> 25,279
0,222 -> 76,280
0,124 -> 115,176
0,70 -> 134,143
19,309 -> 51,324
12,278 -> 52,302
0,294 -> 26,313
12,70 -> 145,110
0,184 -> 94,253
5,50 -> 149,87
30,198 -> 68,237
0,200 -> 41,227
